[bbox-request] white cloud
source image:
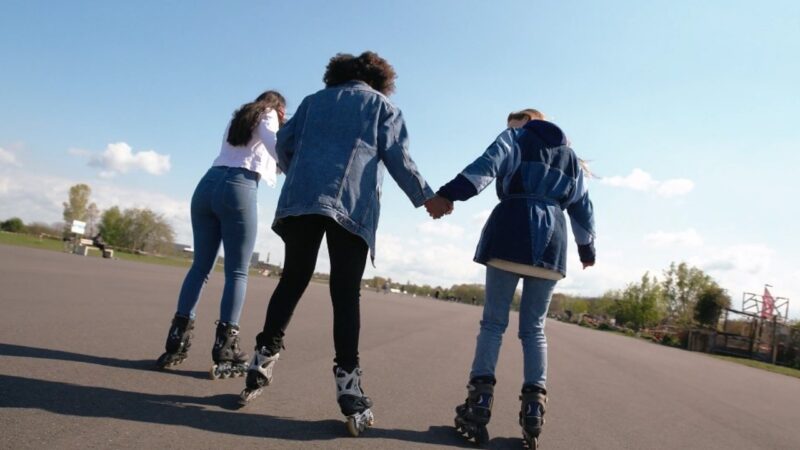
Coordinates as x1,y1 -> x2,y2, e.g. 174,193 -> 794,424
696,244 -> 775,276
689,244 -> 800,318
85,142 -> 171,177
600,168 -> 657,191
643,228 -> 703,247
600,168 -> 694,198
656,179 -> 695,198
363,231 -> 482,287
416,220 -> 465,239
472,209 -> 492,225
0,170 -> 191,243
0,147 -> 20,166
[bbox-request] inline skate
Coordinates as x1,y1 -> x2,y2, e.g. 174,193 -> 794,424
454,376 -> 495,446
520,384 -> 547,449
155,314 -> 194,369
209,321 -> 249,379
334,365 -> 374,436
238,345 -> 279,405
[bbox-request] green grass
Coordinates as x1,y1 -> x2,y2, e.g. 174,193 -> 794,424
0,232 -> 65,251
711,355 -> 800,379
0,231 -> 263,274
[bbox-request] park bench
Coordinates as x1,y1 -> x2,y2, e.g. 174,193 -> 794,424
74,238 -> 114,258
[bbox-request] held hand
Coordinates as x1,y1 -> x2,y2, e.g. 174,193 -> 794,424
582,261 -> 595,269
424,196 -> 454,219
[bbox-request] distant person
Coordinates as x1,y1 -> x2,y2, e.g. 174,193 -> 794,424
426,108 -> 596,447
239,52 -> 436,436
91,232 -> 110,258
155,90 -> 287,380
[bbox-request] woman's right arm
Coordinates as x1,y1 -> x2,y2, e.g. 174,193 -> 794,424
377,106 -> 434,207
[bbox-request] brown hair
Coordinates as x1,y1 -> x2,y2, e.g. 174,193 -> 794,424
323,51 -> 397,96
227,90 -> 287,146
507,108 -> 545,123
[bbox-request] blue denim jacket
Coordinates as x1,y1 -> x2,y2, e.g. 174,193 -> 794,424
274,81 -> 434,262
438,120 -> 595,276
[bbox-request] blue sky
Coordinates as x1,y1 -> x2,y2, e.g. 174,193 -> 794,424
1,1 -> 798,318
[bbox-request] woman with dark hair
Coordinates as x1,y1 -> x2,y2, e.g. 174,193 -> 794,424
155,90 -> 287,380
239,52 -> 435,437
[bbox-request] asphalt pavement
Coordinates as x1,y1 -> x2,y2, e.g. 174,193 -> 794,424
1,244 -> 799,449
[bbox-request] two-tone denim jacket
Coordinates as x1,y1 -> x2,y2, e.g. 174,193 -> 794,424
438,120 -> 596,276
274,81 -> 434,262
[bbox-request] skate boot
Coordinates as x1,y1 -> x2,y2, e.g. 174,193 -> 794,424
334,365 -> 375,437
519,384 -> 547,449
155,314 -> 194,369
209,321 -> 249,380
238,345 -> 279,405
454,376 -> 495,446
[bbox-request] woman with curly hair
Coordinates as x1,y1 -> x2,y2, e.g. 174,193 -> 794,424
155,90 -> 286,379
239,52 -> 435,436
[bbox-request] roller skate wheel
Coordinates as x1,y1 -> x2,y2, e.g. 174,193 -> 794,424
238,388 -> 262,406
346,417 -> 360,437
522,432 -> 539,449
209,365 -> 223,380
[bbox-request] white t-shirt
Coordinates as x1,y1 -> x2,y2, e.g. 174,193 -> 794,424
486,259 -> 564,281
212,109 -> 280,187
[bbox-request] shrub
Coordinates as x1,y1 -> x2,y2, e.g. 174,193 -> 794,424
1,217 -> 25,233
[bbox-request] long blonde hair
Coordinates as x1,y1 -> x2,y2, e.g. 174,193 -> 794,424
509,108 -> 594,179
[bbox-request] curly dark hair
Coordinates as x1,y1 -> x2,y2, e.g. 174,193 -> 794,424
227,90 -> 286,146
323,51 -> 397,95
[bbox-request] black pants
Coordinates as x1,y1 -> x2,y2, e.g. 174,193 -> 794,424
257,215 -> 369,371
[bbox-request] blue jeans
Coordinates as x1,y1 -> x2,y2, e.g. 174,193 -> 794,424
175,166 -> 259,324
470,265 -> 557,388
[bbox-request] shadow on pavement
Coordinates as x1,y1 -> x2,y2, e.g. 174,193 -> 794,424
0,342 -> 208,379
0,374 -> 474,447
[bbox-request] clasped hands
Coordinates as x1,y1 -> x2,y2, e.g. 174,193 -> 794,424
424,195 -> 453,219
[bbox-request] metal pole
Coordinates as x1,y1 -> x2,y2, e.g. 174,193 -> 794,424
771,315 -> 779,365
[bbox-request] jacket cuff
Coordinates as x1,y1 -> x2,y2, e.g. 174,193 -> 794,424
578,242 -> 595,263
437,174 -> 477,202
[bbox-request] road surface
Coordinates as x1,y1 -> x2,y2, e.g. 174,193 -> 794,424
1,244 -> 798,449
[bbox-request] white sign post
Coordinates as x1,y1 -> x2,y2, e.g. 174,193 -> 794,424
70,220 -> 86,236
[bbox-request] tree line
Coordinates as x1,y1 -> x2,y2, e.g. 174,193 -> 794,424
366,261 -> 733,333
2,183 -> 176,255
549,262 -> 731,330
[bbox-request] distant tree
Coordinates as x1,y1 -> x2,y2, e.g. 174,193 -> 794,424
368,276 -> 387,290
694,285 -> 731,328
86,202 -> 100,236
587,297 -> 616,317
99,207 -> 175,253
1,217 -> 25,233
662,262 -> 716,326
62,184 -> 97,236
99,206 -> 125,246
608,272 -> 666,330
24,221 -> 62,237
549,293 -> 568,315
451,284 -> 486,305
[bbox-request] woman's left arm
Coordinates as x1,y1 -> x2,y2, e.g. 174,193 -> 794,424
436,129 -> 514,203
565,158 -> 596,266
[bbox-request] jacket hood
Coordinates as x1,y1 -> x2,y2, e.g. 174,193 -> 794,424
522,120 -> 568,147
